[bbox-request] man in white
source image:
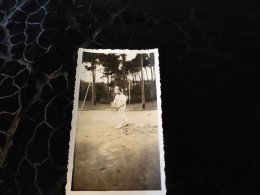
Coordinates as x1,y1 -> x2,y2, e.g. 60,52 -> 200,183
114,87 -> 129,129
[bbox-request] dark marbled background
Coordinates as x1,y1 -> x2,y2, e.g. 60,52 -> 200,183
1,0 -> 260,194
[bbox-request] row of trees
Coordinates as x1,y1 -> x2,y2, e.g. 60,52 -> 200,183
79,81 -> 157,104
81,52 -> 157,109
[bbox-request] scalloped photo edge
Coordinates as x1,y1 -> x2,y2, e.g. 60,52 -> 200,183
65,48 -> 166,195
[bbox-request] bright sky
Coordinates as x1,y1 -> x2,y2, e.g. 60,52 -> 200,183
125,53 -> 136,61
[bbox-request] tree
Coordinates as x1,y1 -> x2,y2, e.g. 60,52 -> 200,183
131,54 -> 146,109
143,53 -> 156,99
120,54 -> 128,93
82,52 -> 100,107
127,53 -> 148,108
98,54 -> 120,95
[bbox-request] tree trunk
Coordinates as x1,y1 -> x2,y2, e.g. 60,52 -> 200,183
91,65 -> 96,108
150,66 -> 154,99
132,73 -> 135,87
108,74 -> 110,94
115,72 -> 119,87
152,66 -> 156,99
107,73 -> 109,94
140,54 -> 145,110
122,56 -> 126,93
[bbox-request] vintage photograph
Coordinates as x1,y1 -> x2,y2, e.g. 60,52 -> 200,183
66,49 -> 165,195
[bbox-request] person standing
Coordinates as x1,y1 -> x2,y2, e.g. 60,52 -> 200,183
114,87 -> 129,129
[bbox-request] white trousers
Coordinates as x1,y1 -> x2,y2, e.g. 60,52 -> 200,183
117,105 -> 129,127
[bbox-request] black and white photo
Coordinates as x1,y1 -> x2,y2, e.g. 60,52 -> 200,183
66,49 -> 165,195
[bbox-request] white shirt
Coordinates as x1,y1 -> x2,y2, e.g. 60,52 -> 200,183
114,94 -> 127,108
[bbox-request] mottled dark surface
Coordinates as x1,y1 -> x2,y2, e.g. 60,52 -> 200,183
0,0 -> 260,194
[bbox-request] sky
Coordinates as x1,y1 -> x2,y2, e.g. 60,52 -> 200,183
125,52 -> 137,61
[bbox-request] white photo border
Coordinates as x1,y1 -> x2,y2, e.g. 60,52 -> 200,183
65,48 -> 166,195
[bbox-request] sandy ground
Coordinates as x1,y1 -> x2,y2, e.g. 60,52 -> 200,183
72,110 -> 161,191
